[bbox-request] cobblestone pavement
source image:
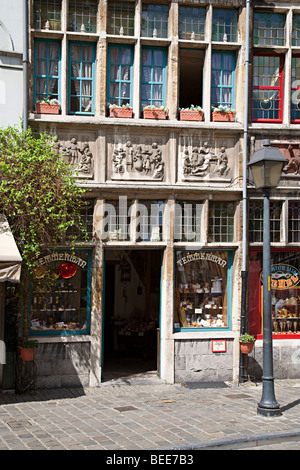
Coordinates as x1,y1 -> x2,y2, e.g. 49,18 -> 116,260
0,376 -> 300,451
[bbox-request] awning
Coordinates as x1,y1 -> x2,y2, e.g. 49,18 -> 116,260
0,214 -> 22,283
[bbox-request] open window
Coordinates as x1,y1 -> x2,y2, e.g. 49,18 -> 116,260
179,48 -> 204,110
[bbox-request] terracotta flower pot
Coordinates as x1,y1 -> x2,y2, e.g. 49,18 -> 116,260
143,108 -> 167,120
180,110 -> 204,121
19,346 -> 36,361
239,341 -> 254,354
212,111 -> 236,122
35,103 -> 60,114
109,107 -> 133,118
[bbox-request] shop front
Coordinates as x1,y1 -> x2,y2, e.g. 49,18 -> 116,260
248,249 -> 300,379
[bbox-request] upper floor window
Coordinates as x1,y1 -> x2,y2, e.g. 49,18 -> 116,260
141,3 -> 169,38
68,42 -> 96,115
141,47 -> 167,111
33,39 -> 61,109
107,45 -> 133,107
34,0 -> 62,30
253,12 -> 285,46
208,202 -> 235,243
174,201 -> 203,242
249,200 -> 282,243
292,14 -> 300,47
104,199 -> 132,241
68,0 -> 98,33
211,51 -> 236,110
179,6 -> 205,41
288,201 -> 300,243
136,200 -> 164,242
252,54 -> 283,122
212,8 -> 238,42
107,0 -> 135,36
291,56 -> 300,123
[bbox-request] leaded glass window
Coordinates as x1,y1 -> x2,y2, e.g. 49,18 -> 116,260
208,202 -> 235,242
34,0 -> 62,30
249,200 -> 282,243
212,8 -> 238,42
68,0 -> 97,33
107,0 -> 135,36
253,12 -> 285,46
179,6 -> 205,41
141,3 -> 169,38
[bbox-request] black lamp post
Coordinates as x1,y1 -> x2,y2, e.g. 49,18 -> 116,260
248,139 -> 286,417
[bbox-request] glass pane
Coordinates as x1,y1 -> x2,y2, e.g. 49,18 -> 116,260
110,64 -> 119,80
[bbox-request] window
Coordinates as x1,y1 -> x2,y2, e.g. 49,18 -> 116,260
107,45 -> 133,107
175,250 -> 231,330
293,14 -> 300,46
208,202 -> 235,242
179,6 -> 205,41
103,199 -> 132,241
34,39 -> 61,107
288,201 -> 300,243
249,200 -> 282,243
34,0 -> 62,30
174,201 -> 203,242
68,42 -> 95,115
66,199 -> 94,241
141,3 -> 169,38
291,57 -> 300,123
68,0 -> 98,33
136,200 -> 164,242
29,250 -> 92,335
211,52 -> 236,109
179,49 -> 204,110
253,12 -> 285,46
141,47 -> 167,110
107,0 -> 135,36
252,55 -> 283,122
212,8 -> 238,42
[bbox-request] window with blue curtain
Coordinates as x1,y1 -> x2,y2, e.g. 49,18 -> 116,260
211,51 -> 236,109
141,47 -> 167,111
68,42 -> 95,115
107,45 -> 133,106
34,39 -> 61,107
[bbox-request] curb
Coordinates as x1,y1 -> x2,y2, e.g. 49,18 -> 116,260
156,429 -> 300,450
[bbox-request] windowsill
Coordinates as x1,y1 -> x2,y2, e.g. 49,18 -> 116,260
172,330 -> 237,339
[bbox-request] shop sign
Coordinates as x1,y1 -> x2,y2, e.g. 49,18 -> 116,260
261,264 -> 300,289
176,251 -> 227,268
37,252 -> 87,268
211,340 -> 227,353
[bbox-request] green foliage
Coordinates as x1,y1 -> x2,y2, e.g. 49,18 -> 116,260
20,339 -> 39,349
0,125 -> 87,272
239,333 -> 256,343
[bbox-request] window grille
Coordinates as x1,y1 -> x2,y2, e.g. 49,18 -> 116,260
107,0 -> 135,36
34,0 -> 62,30
179,6 -> 205,41
249,200 -> 282,243
141,3 -> 169,38
68,0 -> 97,33
208,202 -> 235,242
253,12 -> 285,46
212,8 -> 238,42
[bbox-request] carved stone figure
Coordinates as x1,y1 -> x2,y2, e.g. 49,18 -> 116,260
283,145 -> 300,175
53,136 -> 94,178
181,142 -> 230,179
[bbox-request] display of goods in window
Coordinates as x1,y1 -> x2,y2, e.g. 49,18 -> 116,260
109,106 -> 133,118
180,109 -> 204,121
212,111 -> 236,122
143,108 -> 167,120
35,101 -> 60,114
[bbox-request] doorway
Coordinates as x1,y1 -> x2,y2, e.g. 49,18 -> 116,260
102,249 -> 162,382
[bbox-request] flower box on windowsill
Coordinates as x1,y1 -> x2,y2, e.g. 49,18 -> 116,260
143,108 -> 167,120
180,109 -> 204,121
35,102 -> 60,115
212,111 -> 236,122
109,106 -> 133,118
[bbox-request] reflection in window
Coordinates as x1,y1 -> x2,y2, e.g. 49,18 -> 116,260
253,12 -> 285,46
212,8 -> 238,42
142,4 -> 169,38
107,0 -> 135,36
34,40 -> 60,106
68,43 -> 95,114
179,6 -> 205,41
175,250 -> 230,329
107,45 -> 133,107
68,0 -> 97,33
34,0 -> 62,30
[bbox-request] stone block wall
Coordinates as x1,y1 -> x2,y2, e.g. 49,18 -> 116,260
174,339 -> 234,383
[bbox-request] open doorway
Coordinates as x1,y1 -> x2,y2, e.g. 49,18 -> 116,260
102,249 -> 162,382
179,48 -> 204,109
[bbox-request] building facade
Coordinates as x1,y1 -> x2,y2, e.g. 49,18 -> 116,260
4,0 -> 300,389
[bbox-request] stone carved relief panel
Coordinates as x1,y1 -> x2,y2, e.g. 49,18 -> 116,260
53,136 -> 94,179
107,135 -> 166,181
178,136 -> 234,183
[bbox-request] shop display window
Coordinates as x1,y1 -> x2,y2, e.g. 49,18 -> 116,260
174,250 -> 232,330
29,250 -> 91,335
249,250 -> 300,338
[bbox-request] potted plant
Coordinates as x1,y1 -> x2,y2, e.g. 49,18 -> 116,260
109,103 -> 133,118
212,105 -> 236,122
143,105 -> 168,120
239,333 -> 255,354
36,98 -> 60,115
19,339 -> 39,362
180,105 -> 204,121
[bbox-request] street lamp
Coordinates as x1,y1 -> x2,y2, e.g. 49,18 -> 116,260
248,139 -> 286,417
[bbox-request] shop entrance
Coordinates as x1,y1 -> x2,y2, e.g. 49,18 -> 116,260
102,249 -> 162,382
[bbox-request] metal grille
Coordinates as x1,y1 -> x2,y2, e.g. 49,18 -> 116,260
179,6 -> 205,41
249,200 -> 282,243
68,0 -> 97,33
107,0 -> 135,36
208,202 -> 235,242
34,0 -> 62,30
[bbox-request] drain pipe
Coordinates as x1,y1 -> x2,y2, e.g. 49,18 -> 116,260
239,0 -> 250,382
23,0 -> 28,131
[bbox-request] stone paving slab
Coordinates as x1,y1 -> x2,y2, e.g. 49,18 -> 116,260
0,378 -> 300,451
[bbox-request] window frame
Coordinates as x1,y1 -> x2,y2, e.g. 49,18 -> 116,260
253,11 -> 285,47
33,38 -> 61,109
141,3 -> 169,38
252,53 -> 284,123
107,0 -> 135,36
211,51 -> 236,110
68,41 -> 96,115
107,44 -> 134,107
140,46 -> 167,112
291,55 -> 300,123
179,6 -> 206,41
208,202 -> 235,243
212,8 -> 238,43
